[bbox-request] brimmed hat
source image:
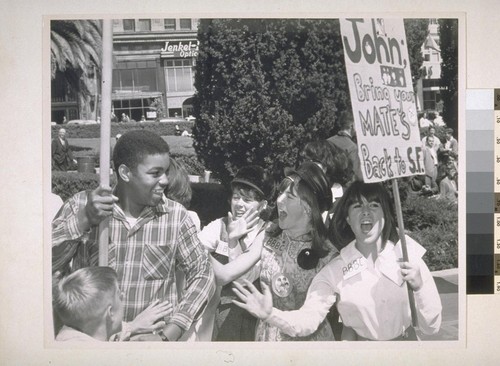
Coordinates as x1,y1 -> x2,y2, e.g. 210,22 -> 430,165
285,161 -> 332,212
231,165 -> 272,199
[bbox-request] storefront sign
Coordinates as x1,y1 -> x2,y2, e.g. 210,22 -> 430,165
340,18 -> 425,183
161,40 -> 199,58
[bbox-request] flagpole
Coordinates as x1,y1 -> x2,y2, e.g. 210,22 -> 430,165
392,178 -> 419,328
98,19 -> 113,266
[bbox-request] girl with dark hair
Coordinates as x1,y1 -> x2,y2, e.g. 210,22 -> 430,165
233,162 -> 338,341
233,181 -> 441,341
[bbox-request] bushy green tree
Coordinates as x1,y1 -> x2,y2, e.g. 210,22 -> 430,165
438,19 -> 459,134
193,18 -> 431,185
193,19 -> 350,184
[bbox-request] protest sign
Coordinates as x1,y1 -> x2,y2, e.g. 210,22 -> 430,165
340,18 -> 425,183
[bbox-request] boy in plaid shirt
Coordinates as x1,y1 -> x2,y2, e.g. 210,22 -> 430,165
52,130 -> 215,341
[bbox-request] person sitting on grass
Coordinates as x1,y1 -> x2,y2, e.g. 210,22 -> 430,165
53,266 -> 172,341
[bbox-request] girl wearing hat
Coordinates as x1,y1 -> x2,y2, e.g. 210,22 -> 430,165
233,162 -> 338,341
233,182 -> 441,341
196,165 -> 272,341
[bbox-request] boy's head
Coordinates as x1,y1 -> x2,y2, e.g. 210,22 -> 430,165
113,130 -> 170,176
53,267 -> 123,339
113,130 -> 171,208
230,165 -> 272,219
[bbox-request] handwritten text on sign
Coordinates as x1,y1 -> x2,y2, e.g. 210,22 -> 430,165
340,18 -> 425,183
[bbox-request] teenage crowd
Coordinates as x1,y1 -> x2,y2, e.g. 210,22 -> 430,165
52,126 -> 443,342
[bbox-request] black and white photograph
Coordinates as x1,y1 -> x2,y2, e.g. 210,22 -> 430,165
48,17 -> 460,344
6,0 -> 500,364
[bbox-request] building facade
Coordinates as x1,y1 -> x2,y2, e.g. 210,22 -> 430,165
415,19 -> 442,113
111,18 -> 199,121
51,18 -> 199,123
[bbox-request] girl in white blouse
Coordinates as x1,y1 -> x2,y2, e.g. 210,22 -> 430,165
232,181 -> 442,341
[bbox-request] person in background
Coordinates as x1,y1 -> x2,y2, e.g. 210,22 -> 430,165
165,158 -> 201,231
421,126 -> 441,153
52,130 -> 215,342
233,162 -> 338,341
52,128 -> 77,171
436,150 -> 458,202
121,113 -> 130,123
422,135 -> 439,194
418,112 -> 432,128
443,128 -> 458,155
327,111 -> 363,182
53,266 -> 172,341
233,182 -> 442,341
197,165 -> 272,341
301,140 -> 353,222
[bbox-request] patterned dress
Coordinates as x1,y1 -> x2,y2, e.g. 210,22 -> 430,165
255,231 -> 337,341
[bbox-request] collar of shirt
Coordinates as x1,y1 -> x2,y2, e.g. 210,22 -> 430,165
339,236 -> 426,286
337,131 -> 353,139
110,188 -> 172,234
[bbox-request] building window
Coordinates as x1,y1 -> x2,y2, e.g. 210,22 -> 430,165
164,19 -> 176,30
123,19 -> 135,32
179,19 -> 192,30
137,19 -> 151,31
112,63 -> 158,92
423,90 -> 441,111
165,59 -> 194,92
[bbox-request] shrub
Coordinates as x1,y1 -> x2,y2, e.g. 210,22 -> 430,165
402,195 -> 458,271
52,121 -> 194,139
52,171 -> 110,201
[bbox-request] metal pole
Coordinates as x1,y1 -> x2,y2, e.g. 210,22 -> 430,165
392,178 -> 419,328
98,19 -> 113,266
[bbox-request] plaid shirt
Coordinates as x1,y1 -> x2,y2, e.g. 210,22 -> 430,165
52,191 -> 215,331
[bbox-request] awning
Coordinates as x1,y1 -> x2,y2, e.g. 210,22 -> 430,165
111,90 -> 163,101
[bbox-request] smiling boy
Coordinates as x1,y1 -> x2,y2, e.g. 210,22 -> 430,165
52,130 -> 215,342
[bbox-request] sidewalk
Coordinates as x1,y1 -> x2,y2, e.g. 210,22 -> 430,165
419,268 -> 459,341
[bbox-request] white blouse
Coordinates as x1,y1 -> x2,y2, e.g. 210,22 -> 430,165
265,235 -> 442,340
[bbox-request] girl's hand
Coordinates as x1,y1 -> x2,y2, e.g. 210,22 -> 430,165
227,208 -> 260,240
128,299 -> 173,335
400,261 -> 423,291
231,280 -> 273,320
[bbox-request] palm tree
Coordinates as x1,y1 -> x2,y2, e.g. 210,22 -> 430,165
51,20 -> 102,119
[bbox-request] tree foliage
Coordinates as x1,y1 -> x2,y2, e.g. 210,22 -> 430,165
404,19 -> 429,89
193,18 -> 432,185
51,20 -> 102,119
438,19 -> 459,134
193,19 -> 350,185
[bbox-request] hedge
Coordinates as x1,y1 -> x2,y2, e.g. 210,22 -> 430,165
52,121 -> 194,139
402,194 -> 458,271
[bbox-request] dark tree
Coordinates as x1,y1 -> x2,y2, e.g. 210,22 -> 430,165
404,19 -> 429,89
193,19 -> 350,185
193,18 -> 433,185
438,19 -> 459,134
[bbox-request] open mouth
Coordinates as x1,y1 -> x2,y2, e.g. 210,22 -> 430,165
360,220 -> 373,234
278,210 -> 287,220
